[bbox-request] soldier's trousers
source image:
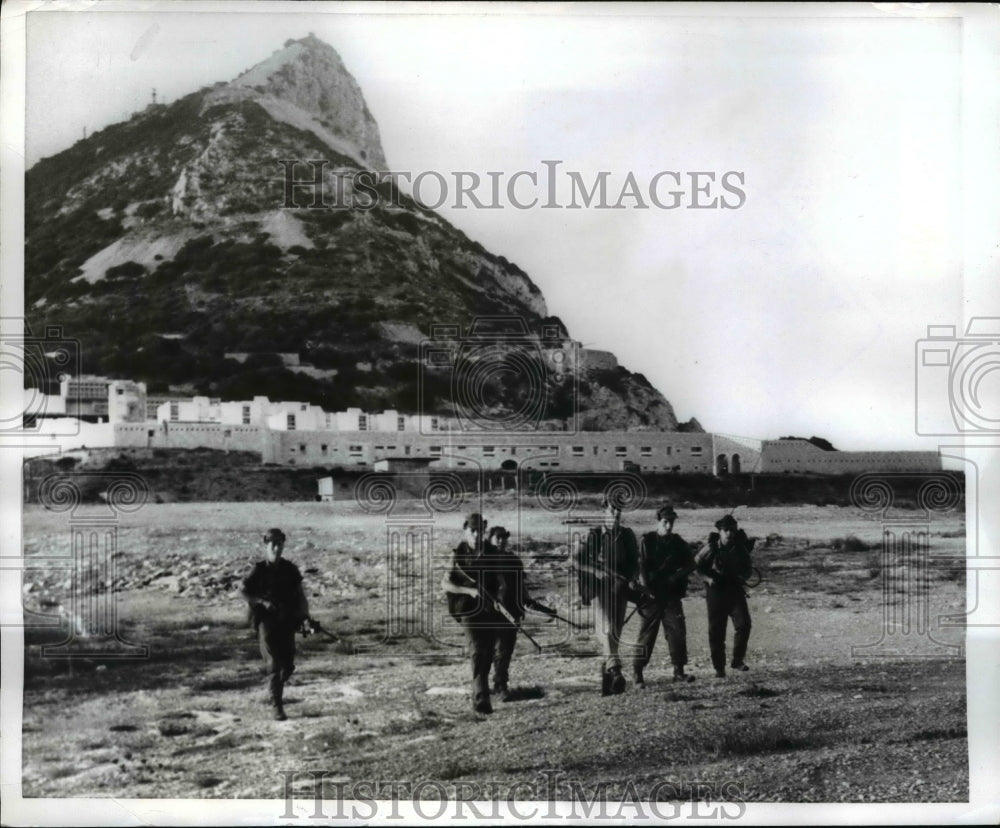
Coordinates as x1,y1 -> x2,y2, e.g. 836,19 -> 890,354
492,626 -> 518,688
592,583 -> 629,672
633,596 -> 687,670
258,617 -> 296,704
461,620 -> 500,708
705,583 -> 751,672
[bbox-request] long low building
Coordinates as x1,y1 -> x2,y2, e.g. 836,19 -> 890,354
112,421 -> 940,476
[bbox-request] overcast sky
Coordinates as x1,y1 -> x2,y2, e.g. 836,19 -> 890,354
17,4 -> 999,451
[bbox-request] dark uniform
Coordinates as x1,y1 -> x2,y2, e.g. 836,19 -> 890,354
445,516 -> 505,714
241,529 -> 309,720
575,511 -> 639,694
695,515 -> 754,677
487,527 -> 553,700
633,528 -> 695,683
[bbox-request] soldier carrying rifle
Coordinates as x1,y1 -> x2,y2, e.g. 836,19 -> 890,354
486,525 -> 557,702
241,528 -> 313,720
632,504 -> 697,687
442,513 -> 506,715
695,514 -> 755,678
574,497 -> 640,696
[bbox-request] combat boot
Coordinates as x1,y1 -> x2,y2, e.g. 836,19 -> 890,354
609,665 -> 626,695
632,666 -> 646,689
601,665 -> 613,697
270,675 -> 288,721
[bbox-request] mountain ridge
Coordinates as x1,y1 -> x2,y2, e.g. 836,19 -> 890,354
25,35 -> 700,432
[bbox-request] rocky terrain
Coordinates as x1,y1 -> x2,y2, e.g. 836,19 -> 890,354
25,35 -> 694,431
20,501 -> 968,804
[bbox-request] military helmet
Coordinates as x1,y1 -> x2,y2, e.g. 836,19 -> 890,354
263,527 -> 286,544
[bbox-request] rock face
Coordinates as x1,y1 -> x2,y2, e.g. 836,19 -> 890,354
24,35 -> 696,432
204,34 -> 387,169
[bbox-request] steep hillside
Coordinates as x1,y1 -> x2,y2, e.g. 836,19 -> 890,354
26,35 -> 696,431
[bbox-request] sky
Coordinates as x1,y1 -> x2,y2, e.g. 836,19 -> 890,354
13,3 -> 1000,451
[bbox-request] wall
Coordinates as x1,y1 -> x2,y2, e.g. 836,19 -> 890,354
262,429 -> 716,472
758,439 -> 940,474
712,434 -> 763,475
22,419 -> 115,459
115,421 -> 266,453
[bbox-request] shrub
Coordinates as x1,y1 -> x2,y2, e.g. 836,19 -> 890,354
830,534 -> 871,552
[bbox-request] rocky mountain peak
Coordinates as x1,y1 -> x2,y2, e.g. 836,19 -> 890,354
204,33 -> 387,169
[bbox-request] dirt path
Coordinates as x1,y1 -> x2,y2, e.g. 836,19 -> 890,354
21,502 -> 967,802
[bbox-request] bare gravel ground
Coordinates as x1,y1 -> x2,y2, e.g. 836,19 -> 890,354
20,501 -> 968,803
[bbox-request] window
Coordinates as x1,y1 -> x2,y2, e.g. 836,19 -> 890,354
287,414 -> 296,430
690,446 -> 703,456
349,444 -> 363,453
430,445 -> 442,456
593,446 -> 599,456
300,403 -> 307,411
572,446 -> 584,456
404,445 -> 411,455
359,415 -> 367,431
615,446 -> 626,456
430,417 -> 439,431
321,444 -> 328,455
483,446 -> 495,456
169,403 -> 179,421
666,446 -> 672,456
397,416 -> 406,431
299,443 -> 306,454
116,387 -> 124,395
242,405 -> 251,424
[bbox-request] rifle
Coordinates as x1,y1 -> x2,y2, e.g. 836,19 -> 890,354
450,558 -> 543,653
528,601 -> 588,631
623,540 -> 702,626
301,617 -> 340,643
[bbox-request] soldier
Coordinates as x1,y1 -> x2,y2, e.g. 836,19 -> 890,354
241,528 -> 311,721
487,525 -> 556,702
574,497 -> 640,695
695,513 -> 755,678
632,504 -> 696,687
442,513 -> 503,714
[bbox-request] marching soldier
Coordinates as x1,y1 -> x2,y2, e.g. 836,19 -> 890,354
574,497 -> 640,695
442,513 -> 504,714
241,528 -> 311,720
487,525 -> 556,702
632,504 -> 696,687
695,513 -> 755,678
